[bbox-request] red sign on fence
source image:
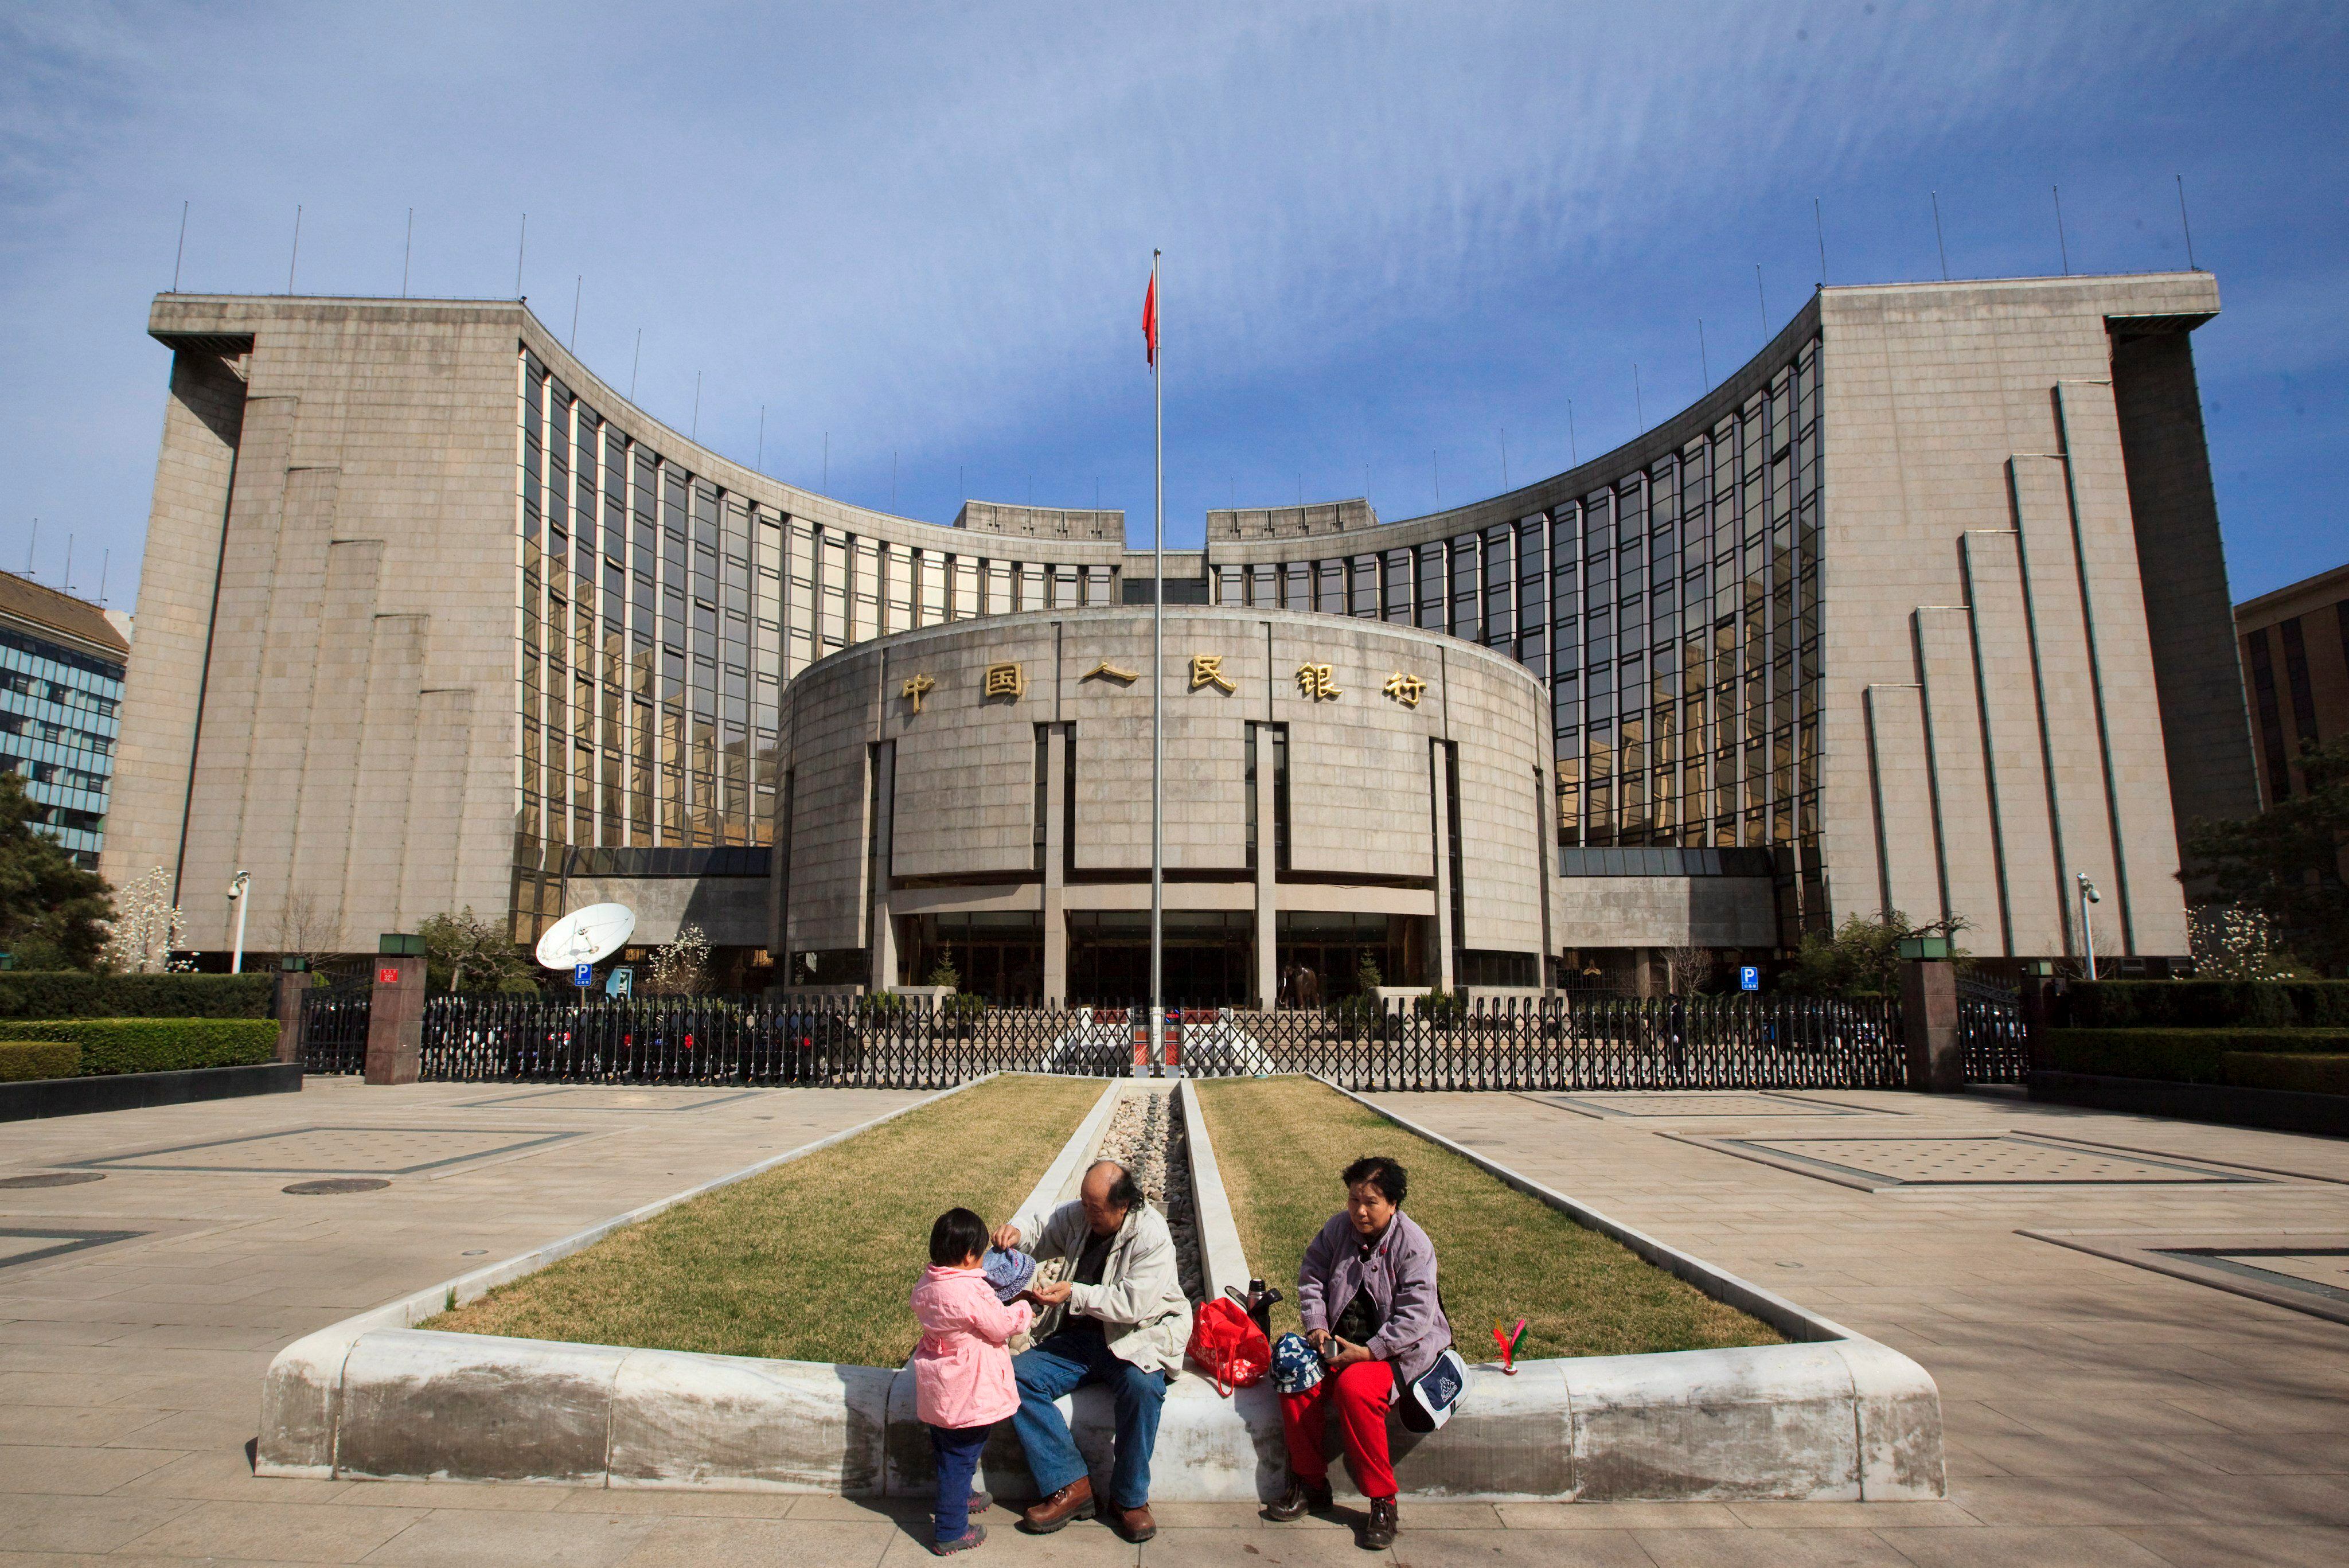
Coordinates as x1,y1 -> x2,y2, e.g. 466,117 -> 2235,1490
377,967 -> 399,985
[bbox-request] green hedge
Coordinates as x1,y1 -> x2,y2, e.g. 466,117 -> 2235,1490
2220,1053 -> 2349,1097
2066,980 -> 2349,1030
0,1040 -> 79,1082
0,1019 -> 279,1076
0,973 -> 276,1021
2046,1027 -> 2349,1085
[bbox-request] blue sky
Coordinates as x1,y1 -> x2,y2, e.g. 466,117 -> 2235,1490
2,1 -> 2342,605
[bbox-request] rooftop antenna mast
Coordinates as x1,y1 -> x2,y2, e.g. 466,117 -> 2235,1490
401,208 -> 413,297
172,200 -> 188,292
2053,186 -> 2070,275
1698,319 -> 1711,391
25,517 -> 35,578
287,204 -> 302,294
2176,174 -> 2198,270
515,213 -> 526,298
1930,192 -> 1949,280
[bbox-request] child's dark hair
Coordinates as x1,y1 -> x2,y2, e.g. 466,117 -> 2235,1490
930,1207 -> 989,1266
1341,1155 -> 1407,1206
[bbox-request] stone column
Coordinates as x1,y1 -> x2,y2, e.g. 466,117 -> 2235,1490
1254,727 -> 1278,1008
1899,958 -> 1962,1092
1429,739 -> 1455,993
1043,726 -> 1068,1007
868,741 -> 898,992
364,954 -> 425,1085
272,969 -> 310,1066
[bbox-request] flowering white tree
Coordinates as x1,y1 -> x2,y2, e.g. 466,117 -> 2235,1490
2188,904 -> 2301,981
645,922 -> 713,995
101,865 -> 193,973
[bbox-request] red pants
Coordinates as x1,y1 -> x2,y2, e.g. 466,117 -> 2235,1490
1279,1359 -> 1396,1499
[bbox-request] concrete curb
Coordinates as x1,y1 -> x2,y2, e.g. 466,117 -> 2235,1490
256,1073 -> 1005,1479
0,1060 -> 303,1122
1316,1078 -> 1946,1500
260,1072 -> 1945,1501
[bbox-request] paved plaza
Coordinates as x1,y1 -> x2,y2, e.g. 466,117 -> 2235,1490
3,1078 -> 2346,1566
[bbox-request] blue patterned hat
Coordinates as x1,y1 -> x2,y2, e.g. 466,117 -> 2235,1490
1272,1331 -> 1324,1395
981,1247 -> 1036,1303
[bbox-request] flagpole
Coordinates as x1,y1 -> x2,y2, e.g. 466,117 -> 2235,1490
1149,250 -> 1165,1062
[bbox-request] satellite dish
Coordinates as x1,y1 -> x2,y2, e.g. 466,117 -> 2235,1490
534,903 -> 637,970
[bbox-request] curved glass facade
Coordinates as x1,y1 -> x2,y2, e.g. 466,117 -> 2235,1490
1210,334 -> 1825,934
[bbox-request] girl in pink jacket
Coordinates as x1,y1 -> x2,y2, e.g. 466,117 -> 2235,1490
912,1207 -> 1033,1555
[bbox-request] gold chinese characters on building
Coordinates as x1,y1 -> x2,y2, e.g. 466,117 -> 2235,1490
983,661 -> 1025,700
1083,660 -> 1138,684
1189,654 -> 1235,693
1295,662 -> 1340,701
1381,672 -> 1426,709
900,673 -> 936,713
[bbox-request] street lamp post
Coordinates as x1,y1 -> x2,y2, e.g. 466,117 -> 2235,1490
228,871 -> 252,975
2075,872 -> 2101,982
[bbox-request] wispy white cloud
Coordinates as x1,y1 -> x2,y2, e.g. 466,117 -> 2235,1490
0,1 -> 2339,593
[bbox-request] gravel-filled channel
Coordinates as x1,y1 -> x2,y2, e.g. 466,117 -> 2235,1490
1092,1086 -> 1207,1304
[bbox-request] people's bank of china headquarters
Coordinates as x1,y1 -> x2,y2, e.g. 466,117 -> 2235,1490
103,272 -> 2256,1004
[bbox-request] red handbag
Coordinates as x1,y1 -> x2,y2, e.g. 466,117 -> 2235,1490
1185,1297 -> 1271,1397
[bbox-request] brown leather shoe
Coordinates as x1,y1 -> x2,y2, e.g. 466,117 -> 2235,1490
1265,1477 -> 1333,1520
1107,1503 -> 1157,1542
1361,1495 -> 1398,1550
1017,1476 -> 1095,1534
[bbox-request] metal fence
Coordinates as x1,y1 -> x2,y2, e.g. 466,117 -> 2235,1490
296,966 -> 376,1075
1957,978 -> 2031,1083
366,992 -> 1911,1092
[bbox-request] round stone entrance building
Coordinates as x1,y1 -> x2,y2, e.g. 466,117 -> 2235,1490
772,606 -> 1555,1005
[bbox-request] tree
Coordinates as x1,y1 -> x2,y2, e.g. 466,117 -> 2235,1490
0,771 -> 114,969
2187,736 -> 2349,976
419,907 -> 538,993
1662,942 -> 1715,997
1778,910 -> 1969,998
270,890 -> 341,971
99,864 -> 189,974
2187,904 -> 2306,981
645,923 -> 713,995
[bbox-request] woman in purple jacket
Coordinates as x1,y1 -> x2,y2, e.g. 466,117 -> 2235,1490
1265,1154 -> 1447,1550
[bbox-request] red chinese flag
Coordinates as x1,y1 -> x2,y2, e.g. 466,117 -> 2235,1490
1142,271 -> 1158,368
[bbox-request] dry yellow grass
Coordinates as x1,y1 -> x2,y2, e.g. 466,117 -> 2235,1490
1195,1076 -> 1781,1359
428,1074 -> 1105,1367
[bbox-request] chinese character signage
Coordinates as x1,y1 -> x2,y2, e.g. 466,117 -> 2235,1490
983,661 -> 1025,700
1189,654 -> 1234,693
1294,662 -> 1340,701
900,673 -> 935,713
1382,672 -> 1427,708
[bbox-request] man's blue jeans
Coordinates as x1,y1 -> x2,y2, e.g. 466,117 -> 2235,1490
1012,1329 -> 1168,1510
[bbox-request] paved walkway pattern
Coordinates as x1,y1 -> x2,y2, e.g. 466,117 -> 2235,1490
3,1076 -> 2345,1566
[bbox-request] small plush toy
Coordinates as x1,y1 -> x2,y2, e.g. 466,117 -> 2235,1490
1492,1317 -> 1528,1374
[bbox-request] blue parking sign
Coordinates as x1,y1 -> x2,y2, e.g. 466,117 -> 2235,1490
1739,965 -> 1761,992
574,962 -> 594,988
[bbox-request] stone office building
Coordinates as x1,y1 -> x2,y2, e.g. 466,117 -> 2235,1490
777,606 -> 1556,1004
107,271 -> 2256,991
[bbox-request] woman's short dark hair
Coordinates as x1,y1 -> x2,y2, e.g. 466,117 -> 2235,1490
1341,1156 -> 1407,1206
930,1207 -> 990,1266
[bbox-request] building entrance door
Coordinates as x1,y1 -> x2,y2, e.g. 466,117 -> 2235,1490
1066,909 -> 1254,1006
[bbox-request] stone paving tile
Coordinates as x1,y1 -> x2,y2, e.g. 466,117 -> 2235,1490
1493,1501 -> 1741,1530
1887,1525 -> 2179,1565
1387,1528 -> 1659,1566
2116,1520 -> 2349,1567
556,1488 -> 801,1519
880,1520 -> 1137,1565
327,1478 -> 582,1511
0,1492 -> 204,1554
2137,1469 -> 2349,1527
121,1497 -> 427,1561
1630,1524 -> 1917,1565
1722,1501 -> 1983,1528
613,1514 -> 896,1567
0,1442 -> 187,1495
3,1401 -> 177,1445
354,1508 -> 654,1567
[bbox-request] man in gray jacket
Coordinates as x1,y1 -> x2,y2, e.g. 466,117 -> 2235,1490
992,1159 -> 1192,1543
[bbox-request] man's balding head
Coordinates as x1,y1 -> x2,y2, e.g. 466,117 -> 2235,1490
1080,1160 -> 1142,1236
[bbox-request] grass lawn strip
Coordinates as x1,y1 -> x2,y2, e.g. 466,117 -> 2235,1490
428,1074 -> 1104,1368
1193,1076 -> 1781,1360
